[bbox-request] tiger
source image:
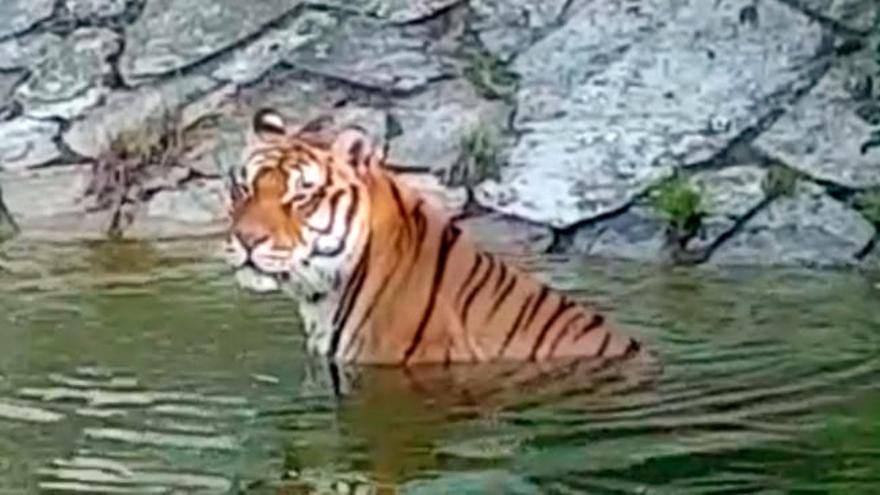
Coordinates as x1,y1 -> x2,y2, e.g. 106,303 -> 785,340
224,108 -> 644,366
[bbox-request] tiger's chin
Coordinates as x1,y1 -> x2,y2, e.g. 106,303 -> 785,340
234,266 -> 285,293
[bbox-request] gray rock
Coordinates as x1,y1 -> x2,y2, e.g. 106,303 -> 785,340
211,10 -> 335,85
310,0 -> 462,23
0,0 -> 54,39
459,213 -> 553,255
0,117 -> 60,171
476,0 -> 827,228
569,206 -> 669,261
0,164 -> 115,240
787,0 -> 878,33
63,0 -> 128,21
387,79 -> 509,174
125,178 -> 227,239
121,0 -> 294,81
63,75 -> 219,159
290,17 -> 454,93
688,165 -> 770,252
0,70 -> 24,119
756,63 -> 880,189
710,182 -> 875,267
1,29 -> 118,119
470,0 -> 569,60
0,184 -> 18,240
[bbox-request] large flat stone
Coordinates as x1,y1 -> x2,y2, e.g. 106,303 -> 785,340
387,79 -> 509,174
458,213 -> 553,255
755,62 -> 880,189
787,0 -> 878,33
63,0 -> 128,21
121,0 -> 297,81
0,29 -> 117,119
0,164 -> 115,240
688,165 -> 770,252
710,182 -> 875,267
289,17 -> 455,93
310,0 -> 461,23
0,0 -> 55,39
569,206 -> 669,261
475,0 -> 827,228
470,0 -> 569,60
63,75 -> 219,159
211,10 -> 335,85
0,118 -> 60,171
125,178 -> 227,239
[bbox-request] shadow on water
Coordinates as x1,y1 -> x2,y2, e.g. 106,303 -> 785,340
0,239 -> 878,494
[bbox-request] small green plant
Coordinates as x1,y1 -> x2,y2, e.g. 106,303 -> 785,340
648,176 -> 705,248
761,165 -> 800,198
447,125 -> 501,187
463,52 -> 519,100
854,189 -> 880,227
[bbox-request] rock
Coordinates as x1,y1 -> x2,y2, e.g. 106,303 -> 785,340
311,0 -> 462,23
0,0 -> 55,39
387,79 -> 510,173
0,184 -> 18,240
458,213 -> 553,254
786,0 -> 878,33
470,0 -> 569,60
687,165 -> 770,252
0,164 -> 115,240
0,70 -> 24,119
63,0 -> 128,21
290,17 -> 454,93
394,172 -> 468,218
121,0 -> 295,81
63,75 -> 219,159
755,63 -> 880,189
569,206 -> 669,261
211,10 -> 335,85
710,182 -> 875,267
1,29 -> 118,120
475,0 -> 827,228
125,179 -> 227,239
0,117 -> 60,171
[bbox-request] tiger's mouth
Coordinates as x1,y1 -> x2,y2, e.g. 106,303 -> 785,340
234,264 -> 290,293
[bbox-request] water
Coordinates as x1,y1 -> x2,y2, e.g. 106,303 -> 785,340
0,238 -> 878,494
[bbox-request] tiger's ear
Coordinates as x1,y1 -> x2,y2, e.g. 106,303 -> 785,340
331,126 -> 381,176
252,108 -> 288,141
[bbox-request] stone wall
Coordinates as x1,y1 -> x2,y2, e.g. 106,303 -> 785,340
0,0 -> 878,268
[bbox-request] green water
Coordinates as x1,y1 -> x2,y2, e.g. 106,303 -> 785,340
0,238 -> 878,494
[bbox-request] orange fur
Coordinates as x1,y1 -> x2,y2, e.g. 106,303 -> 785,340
226,109 -> 644,366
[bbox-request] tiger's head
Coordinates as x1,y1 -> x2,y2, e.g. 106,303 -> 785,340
225,108 -> 383,297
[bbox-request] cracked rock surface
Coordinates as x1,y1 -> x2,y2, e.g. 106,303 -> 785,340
0,0 -> 876,267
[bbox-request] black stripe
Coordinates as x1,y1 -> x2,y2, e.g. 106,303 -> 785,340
623,338 -> 641,356
487,275 -> 517,321
462,254 -> 495,324
498,294 -> 533,358
299,187 -> 326,218
493,262 -> 508,294
388,179 -> 411,236
521,286 -> 550,333
596,332 -> 612,357
457,254 -> 484,306
546,313 -> 583,358
329,235 -> 372,356
573,314 -> 604,342
311,186 -> 359,257
305,189 -> 345,235
403,222 -> 461,363
529,297 -> 576,360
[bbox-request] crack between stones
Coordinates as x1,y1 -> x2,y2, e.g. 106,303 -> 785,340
772,0 -> 874,37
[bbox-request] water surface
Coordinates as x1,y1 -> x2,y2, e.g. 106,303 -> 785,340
0,238 -> 878,494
